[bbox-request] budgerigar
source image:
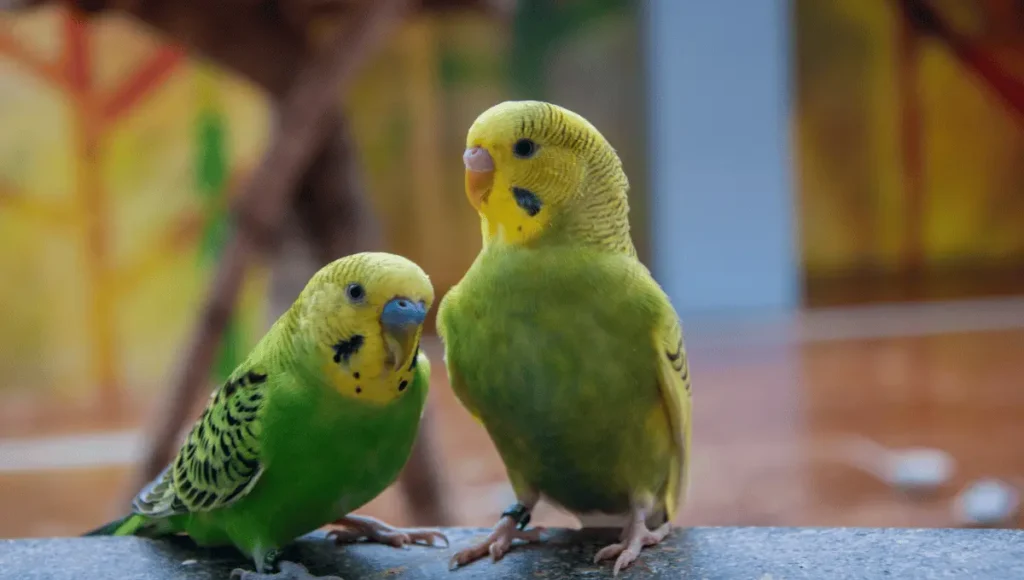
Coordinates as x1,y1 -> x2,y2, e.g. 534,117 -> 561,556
85,252 -> 447,580
437,101 -> 693,575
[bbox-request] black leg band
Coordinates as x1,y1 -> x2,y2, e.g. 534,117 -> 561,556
500,502 -> 532,530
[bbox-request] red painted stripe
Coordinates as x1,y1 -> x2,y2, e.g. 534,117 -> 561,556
902,0 -> 1024,123
63,7 -> 90,94
102,47 -> 184,122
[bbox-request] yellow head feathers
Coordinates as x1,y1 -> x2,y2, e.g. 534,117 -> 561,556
462,100 -> 633,253
292,252 -> 433,403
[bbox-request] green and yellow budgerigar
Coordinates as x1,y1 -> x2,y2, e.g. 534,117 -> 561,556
438,101 -> 693,575
85,252 -> 447,579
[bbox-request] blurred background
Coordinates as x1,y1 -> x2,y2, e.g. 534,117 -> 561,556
1,0 -> 1023,539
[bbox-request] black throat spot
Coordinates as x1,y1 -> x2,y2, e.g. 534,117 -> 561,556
332,334 -> 365,365
512,187 -> 542,217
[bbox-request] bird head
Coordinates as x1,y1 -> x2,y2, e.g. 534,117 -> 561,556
294,252 -> 434,401
462,100 -> 631,251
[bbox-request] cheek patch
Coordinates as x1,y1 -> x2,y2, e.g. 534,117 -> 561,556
332,334 -> 364,364
512,187 -> 542,217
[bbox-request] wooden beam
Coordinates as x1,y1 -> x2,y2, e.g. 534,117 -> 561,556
895,0 -> 926,281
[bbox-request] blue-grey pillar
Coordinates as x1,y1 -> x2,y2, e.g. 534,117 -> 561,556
645,0 -> 799,315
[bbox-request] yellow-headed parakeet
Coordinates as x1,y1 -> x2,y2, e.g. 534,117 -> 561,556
86,252 -> 448,579
438,101 -> 693,575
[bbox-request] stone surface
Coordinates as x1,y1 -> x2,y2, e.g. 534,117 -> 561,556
1,527 -> 1022,580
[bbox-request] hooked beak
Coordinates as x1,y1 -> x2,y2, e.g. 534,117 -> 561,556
463,146 -> 495,211
380,297 -> 427,371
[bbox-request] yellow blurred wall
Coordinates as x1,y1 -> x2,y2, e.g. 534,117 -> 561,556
796,0 -> 1024,278
0,8 -> 270,402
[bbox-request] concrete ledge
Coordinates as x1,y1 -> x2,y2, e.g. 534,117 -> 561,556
1,527 -> 1022,579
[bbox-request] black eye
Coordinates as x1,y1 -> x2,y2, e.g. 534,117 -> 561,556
513,138 -> 537,159
345,283 -> 365,302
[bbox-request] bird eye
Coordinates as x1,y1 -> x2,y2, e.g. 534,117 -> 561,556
345,283 -> 366,302
513,138 -> 538,159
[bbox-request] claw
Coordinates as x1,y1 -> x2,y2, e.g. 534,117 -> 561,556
327,515 -> 448,550
593,521 -> 672,576
448,516 -> 546,570
230,560 -> 344,580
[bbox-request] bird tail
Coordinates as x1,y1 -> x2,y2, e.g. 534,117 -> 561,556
82,513 -> 147,537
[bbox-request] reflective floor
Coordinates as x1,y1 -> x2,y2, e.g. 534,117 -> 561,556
2,299 -> 1023,538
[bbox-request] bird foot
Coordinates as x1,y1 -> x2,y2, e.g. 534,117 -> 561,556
593,521 -> 672,576
326,514 -> 449,549
230,560 -> 343,580
448,516 -> 546,570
